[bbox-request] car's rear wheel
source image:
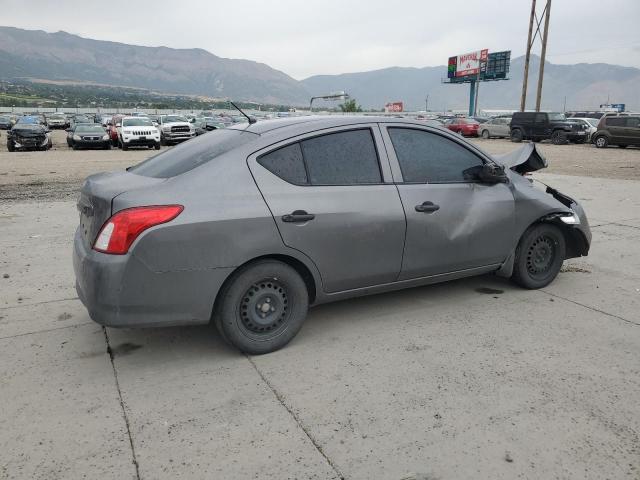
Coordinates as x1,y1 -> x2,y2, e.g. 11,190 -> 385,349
594,135 -> 609,148
215,260 -> 309,354
481,129 -> 490,139
510,129 -> 523,142
551,130 -> 568,145
511,223 -> 566,289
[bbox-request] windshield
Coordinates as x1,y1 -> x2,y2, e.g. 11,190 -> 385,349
13,124 -> 42,130
129,129 -> 257,178
49,114 -> 65,119
0,116 -> 8,122
76,125 -> 106,133
162,115 -> 187,123
17,117 -> 38,124
548,112 -> 566,121
585,118 -> 599,127
122,118 -> 153,127
74,116 -> 92,123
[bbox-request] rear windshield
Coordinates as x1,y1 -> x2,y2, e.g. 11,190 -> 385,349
128,129 -> 257,178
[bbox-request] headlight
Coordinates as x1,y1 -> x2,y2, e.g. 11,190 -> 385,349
73,134 -> 81,141
559,213 -> 580,225
102,134 -> 109,140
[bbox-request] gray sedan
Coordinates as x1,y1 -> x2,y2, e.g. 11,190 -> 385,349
73,116 -> 591,354
479,116 -> 512,139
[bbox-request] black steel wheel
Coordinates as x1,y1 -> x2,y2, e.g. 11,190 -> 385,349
215,260 -> 309,354
511,223 -> 565,289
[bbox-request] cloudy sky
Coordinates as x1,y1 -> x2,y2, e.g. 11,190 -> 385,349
2,0 -> 639,79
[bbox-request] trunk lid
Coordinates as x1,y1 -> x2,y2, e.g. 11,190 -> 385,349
77,171 -> 165,248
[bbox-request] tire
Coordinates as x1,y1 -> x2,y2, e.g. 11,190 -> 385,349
7,141 -> 14,152
215,260 -> 309,354
510,129 -> 523,143
511,223 -> 566,289
551,130 -> 568,145
160,135 -> 166,146
121,141 -> 128,151
594,135 -> 609,148
72,144 -> 78,150
481,129 -> 490,139
154,142 -> 161,150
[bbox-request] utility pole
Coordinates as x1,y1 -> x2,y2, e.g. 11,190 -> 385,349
425,95 -> 429,112
535,0 -> 551,112
520,0 -> 536,111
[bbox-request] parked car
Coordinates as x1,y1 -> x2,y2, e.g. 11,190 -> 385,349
0,115 -> 12,130
66,124 -> 111,150
445,118 -> 480,137
479,117 -> 511,139
566,118 -> 598,141
117,116 -> 161,150
194,118 -> 226,135
73,116 -> 591,354
510,112 -> 587,144
157,115 -> 196,145
592,115 -> 640,149
108,115 -> 125,146
7,123 -> 52,151
46,113 -> 69,129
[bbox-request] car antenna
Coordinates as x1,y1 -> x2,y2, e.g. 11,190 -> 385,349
229,100 -> 257,124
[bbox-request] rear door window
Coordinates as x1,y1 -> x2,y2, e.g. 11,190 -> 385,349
258,143 -> 308,185
626,117 -> 640,128
300,129 -> 381,185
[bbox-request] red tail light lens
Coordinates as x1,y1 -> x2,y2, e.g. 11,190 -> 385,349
93,205 -> 183,255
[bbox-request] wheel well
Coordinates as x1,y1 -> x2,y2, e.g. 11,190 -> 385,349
533,219 -> 588,259
211,254 -> 317,321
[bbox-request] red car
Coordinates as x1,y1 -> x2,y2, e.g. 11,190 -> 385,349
108,114 -> 124,146
445,118 -> 480,137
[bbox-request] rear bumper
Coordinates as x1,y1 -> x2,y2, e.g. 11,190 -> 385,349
73,228 -> 233,328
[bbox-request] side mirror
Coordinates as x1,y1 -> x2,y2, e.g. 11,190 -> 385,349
464,164 -> 508,183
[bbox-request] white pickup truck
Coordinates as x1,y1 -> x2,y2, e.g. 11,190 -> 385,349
157,114 -> 196,146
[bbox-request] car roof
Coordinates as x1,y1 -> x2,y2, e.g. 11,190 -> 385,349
228,115 -> 443,135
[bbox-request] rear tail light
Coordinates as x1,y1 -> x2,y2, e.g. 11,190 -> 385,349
93,205 -> 183,255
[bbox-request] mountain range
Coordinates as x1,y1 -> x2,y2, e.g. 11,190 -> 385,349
0,26 -> 638,111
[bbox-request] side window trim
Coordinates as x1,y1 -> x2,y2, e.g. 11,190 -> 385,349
379,124 -> 490,185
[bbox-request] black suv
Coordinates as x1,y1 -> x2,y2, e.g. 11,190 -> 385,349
592,115 -> 640,149
510,112 -> 588,145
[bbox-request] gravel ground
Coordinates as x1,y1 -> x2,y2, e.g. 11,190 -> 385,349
0,129 -> 639,203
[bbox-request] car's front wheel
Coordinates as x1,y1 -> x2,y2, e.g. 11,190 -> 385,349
551,130 -> 568,145
481,129 -> 490,139
511,223 -> 566,289
594,135 -> 609,148
215,260 -> 309,354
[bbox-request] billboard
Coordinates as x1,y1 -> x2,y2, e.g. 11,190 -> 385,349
384,102 -> 404,113
453,49 -> 488,77
447,50 -> 510,83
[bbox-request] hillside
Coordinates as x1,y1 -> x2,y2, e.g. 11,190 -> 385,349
0,26 -> 309,105
302,55 -> 640,112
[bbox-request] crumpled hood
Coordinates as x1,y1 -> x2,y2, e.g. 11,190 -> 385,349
493,143 -> 548,174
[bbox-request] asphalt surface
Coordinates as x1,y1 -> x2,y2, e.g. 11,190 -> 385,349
0,132 -> 639,479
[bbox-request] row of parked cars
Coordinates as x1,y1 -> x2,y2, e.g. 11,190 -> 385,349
0,111 -> 239,151
429,111 -> 639,149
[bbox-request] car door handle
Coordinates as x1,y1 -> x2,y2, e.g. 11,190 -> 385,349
282,210 -> 315,223
415,201 -> 440,213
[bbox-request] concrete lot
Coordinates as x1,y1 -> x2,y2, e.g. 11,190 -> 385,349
0,131 -> 639,479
